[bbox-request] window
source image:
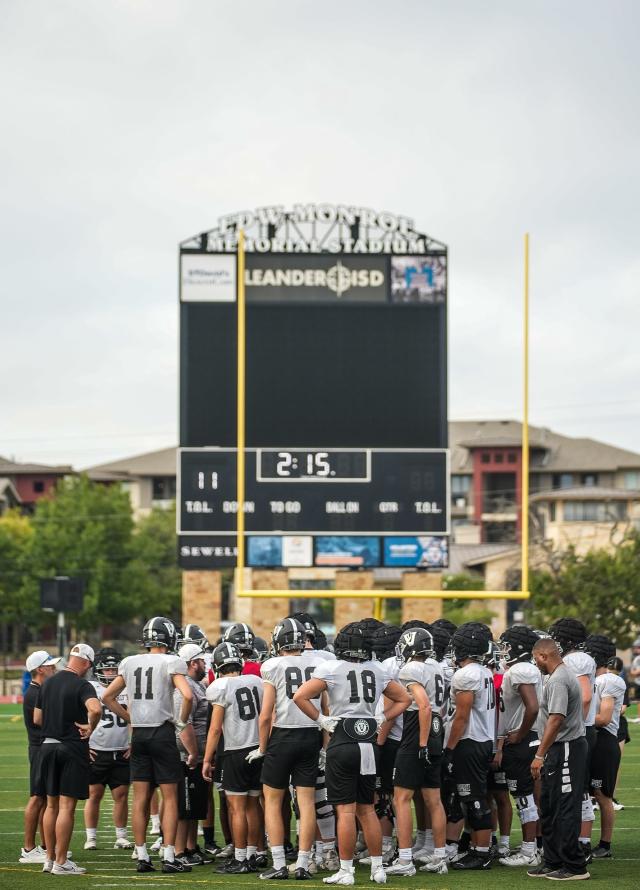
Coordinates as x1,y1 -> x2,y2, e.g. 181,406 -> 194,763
494,453 -> 504,464
480,452 -> 491,463
33,480 -> 45,493
624,471 -> 640,490
581,473 -> 597,487
507,452 -> 517,463
563,500 -> 626,522
451,475 -> 472,494
553,473 -> 574,489
549,503 -> 556,522
152,476 -> 177,500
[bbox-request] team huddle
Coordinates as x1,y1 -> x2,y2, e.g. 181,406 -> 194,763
23,612 -> 626,882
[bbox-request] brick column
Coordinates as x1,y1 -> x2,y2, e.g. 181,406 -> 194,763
401,572 -> 443,625
181,571 -> 222,642
333,571 -> 376,630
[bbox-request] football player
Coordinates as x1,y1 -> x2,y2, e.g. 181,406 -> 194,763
293,623 -> 411,886
84,648 -> 132,851
102,616 -> 193,873
224,623 -> 261,676
203,642 -> 264,874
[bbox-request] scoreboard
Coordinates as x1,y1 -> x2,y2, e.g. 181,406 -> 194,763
178,204 -> 448,569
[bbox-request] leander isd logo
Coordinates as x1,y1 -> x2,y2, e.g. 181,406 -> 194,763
431,714 -> 442,735
354,719 -> 372,737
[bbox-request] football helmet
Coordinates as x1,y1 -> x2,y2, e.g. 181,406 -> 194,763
585,634 -> 616,668
450,622 -> 493,665
396,627 -> 436,663
212,642 -> 243,673
142,616 -> 177,651
288,611 -> 317,640
223,622 -> 255,654
431,618 -> 458,637
499,624 -> 539,666
314,627 -> 329,650
178,623 -> 208,651
251,636 -> 269,663
272,618 -> 306,653
334,622 -> 371,661
548,618 -> 587,654
429,623 -> 452,661
94,647 -> 122,685
371,624 -> 402,661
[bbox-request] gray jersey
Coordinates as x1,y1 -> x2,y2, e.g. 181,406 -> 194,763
539,663 -> 585,742
174,676 -> 208,759
594,672 -> 626,737
314,659 -> 390,719
399,659 -> 446,713
206,674 -> 263,751
375,656 -> 402,741
498,661 -> 542,737
564,651 -> 597,726
262,653 -> 324,729
450,661 -> 496,743
89,681 -> 129,751
303,648 -> 336,662
119,653 -> 188,728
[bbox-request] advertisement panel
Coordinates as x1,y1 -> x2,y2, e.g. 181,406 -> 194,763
245,254 -> 387,303
315,536 -> 381,567
282,536 -> 313,567
180,253 -> 236,302
383,536 -> 449,568
247,535 -> 314,567
390,256 -> 447,303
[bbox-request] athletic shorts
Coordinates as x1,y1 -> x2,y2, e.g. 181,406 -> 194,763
502,732 -> 538,797
590,729 -> 621,799
393,747 -> 442,790
261,727 -> 321,789
583,725 -> 596,792
487,761 -> 508,792
178,762 -> 210,819
130,722 -> 182,785
377,738 -> 400,793
618,714 -> 630,745
89,750 -> 131,789
453,738 -> 493,802
29,745 -> 45,798
325,741 -> 376,806
222,746 -> 262,795
37,742 -> 91,800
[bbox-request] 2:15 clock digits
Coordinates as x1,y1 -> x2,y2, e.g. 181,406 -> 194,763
277,451 -> 331,477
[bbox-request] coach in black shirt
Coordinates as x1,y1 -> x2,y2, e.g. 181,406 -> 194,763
34,643 -> 101,875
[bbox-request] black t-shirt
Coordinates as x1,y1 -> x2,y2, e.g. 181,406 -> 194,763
40,669 -> 98,755
23,681 -> 43,746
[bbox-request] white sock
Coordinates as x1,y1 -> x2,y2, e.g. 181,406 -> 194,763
235,848 -> 247,862
521,841 -> 536,855
164,844 -> 175,863
324,840 -> 335,852
579,837 -> 590,845
499,835 -> 510,849
340,859 -> 353,872
247,845 -> 257,859
115,827 -> 127,840
86,828 -> 97,840
151,815 -> 161,831
136,844 -> 148,862
476,846 -> 490,854
316,841 -> 324,857
272,845 -> 286,870
423,829 -> 433,849
414,830 -> 425,847
296,850 -> 311,870
398,847 -> 412,862
370,855 -> 383,871
433,846 -> 446,859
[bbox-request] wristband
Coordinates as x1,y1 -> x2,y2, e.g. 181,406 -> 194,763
533,754 -> 544,761
176,720 -> 188,732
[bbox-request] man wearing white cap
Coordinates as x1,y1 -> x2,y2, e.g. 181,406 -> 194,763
19,651 -> 60,864
33,643 -> 102,874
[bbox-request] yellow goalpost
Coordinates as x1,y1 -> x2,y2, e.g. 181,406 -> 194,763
235,232 -> 532,616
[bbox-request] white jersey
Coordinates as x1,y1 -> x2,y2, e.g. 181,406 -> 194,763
314,658 -> 390,720
376,656 -> 402,741
564,651 -> 597,726
119,653 -> 188,728
302,648 -> 336,662
450,661 -> 496,743
206,674 -> 263,751
497,661 -> 542,737
594,672 -> 626,737
89,681 -> 129,751
262,653 -> 324,729
399,659 -> 446,713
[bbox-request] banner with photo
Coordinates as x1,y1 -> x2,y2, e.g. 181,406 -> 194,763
390,255 -> 446,304
315,536 -> 380,567
383,536 -> 448,568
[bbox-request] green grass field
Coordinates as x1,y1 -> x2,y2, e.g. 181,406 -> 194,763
1,703 -> 638,888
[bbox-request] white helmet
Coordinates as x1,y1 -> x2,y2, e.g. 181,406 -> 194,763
178,642 -> 205,664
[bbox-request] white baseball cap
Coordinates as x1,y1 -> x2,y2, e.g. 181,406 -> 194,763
26,650 -> 61,672
178,642 -> 205,663
69,643 -> 95,663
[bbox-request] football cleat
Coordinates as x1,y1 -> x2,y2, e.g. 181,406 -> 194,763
451,851 -> 491,870
527,865 -> 557,877
294,867 -> 312,879
150,837 -> 163,853
324,868 -> 355,885
113,837 -> 134,849
84,839 -> 97,850
252,854 -> 269,869
591,846 -> 612,859
216,842 -> 234,859
19,846 -> 48,864
370,866 -> 387,884
419,856 -> 448,874
260,866 -> 290,879
384,860 -> 415,876
51,860 -> 86,875
413,845 -> 435,862
43,860 -> 54,873
323,850 -> 340,871
136,858 -> 156,873
545,868 -> 591,880
161,859 -> 192,873
499,850 -> 541,867
612,799 -> 624,811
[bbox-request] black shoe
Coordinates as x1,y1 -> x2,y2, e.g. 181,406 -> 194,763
179,851 -> 204,866
581,843 -> 592,865
294,868 -> 312,880
203,843 -> 222,857
284,843 -> 297,863
162,859 -> 192,873
592,845 -> 612,860
136,858 -> 155,873
252,854 -> 269,869
224,860 -> 254,874
451,852 -> 491,870
217,858 -> 240,873
527,865 -> 556,878
260,866 -> 289,880
545,868 -> 591,881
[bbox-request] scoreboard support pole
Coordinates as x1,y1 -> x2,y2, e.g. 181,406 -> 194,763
235,234 -> 532,606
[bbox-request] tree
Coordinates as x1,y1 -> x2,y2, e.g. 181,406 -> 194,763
0,511 -> 37,652
525,531 -> 640,646
441,572 -> 496,626
129,504 -> 182,625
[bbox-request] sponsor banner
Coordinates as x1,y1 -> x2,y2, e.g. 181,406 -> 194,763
282,536 -> 313,567
247,536 -> 282,567
178,535 -> 238,568
383,536 -> 449,568
390,255 -> 447,304
315,536 -> 381,568
245,254 -> 387,302
180,253 -> 236,302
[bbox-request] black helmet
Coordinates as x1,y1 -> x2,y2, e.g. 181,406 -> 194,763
334,622 -> 371,661
223,622 -> 255,654
432,618 -> 458,636
396,627 -> 436,663
429,624 -> 451,661
401,619 -> 431,633
212,641 -> 244,674
178,623 -> 208,651
371,624 -> 402,661
287,611 -> 317,640
548,618 -> 587,654
142,616 -> 177,651
500,624 -> 539,666
251,636 -> 269,663
313,627 -> 328,650
585,634 -> 616,668
94,647 -> 122,685
450,622 -> 493,665
272,618 -> 306,653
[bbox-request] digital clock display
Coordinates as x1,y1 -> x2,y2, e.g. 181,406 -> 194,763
257,450 -> 370,482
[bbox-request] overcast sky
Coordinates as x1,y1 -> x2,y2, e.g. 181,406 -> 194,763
1,1 -> 639,469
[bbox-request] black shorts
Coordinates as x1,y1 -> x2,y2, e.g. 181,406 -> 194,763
583,725 -> 596,792
377,738 -> 400,793
130,722 -> 182,785
393,746 -> 442,790
487,760 -> 508,792
89,750 -> 131,789
325,740 -> 376,806
221,746 -> 262,795
213,736 -> 225,785
37,742 -> 91,800
453,738 -> 493,801
590,729 -> 620,799
179,762 -> 210,819
618,714 -> 630,745
261,727 -> 321,789
29,745 -> 45,798
502,732 -> 538,797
